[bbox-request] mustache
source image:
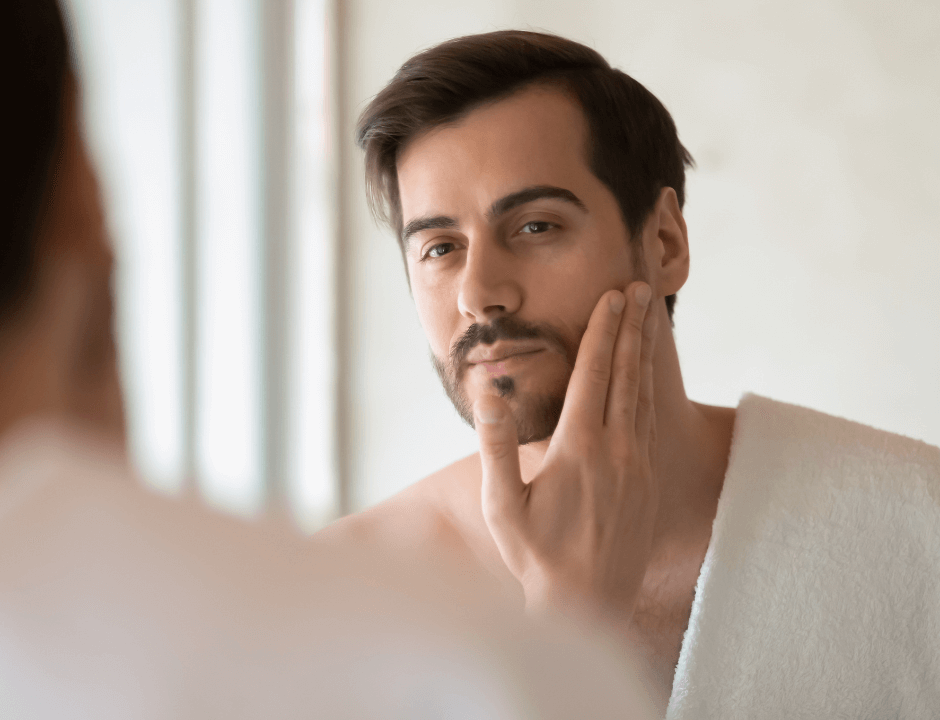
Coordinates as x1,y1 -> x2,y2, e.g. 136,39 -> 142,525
449,316 -> 565,368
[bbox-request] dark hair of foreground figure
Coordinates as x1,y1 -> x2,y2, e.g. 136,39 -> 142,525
2,0 -> 70,322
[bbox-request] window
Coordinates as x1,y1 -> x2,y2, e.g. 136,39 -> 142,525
67,0 -> 338,529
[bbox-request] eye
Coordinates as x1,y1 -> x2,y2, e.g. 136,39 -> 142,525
423,242 -> 455,260
519,220 -> 556,235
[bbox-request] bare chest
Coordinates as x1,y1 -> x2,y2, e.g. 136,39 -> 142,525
630,593 -> 696,694
628,551 -> 705,696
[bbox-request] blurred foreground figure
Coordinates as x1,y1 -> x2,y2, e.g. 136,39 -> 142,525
0,423 -> 657,718
0,3 -> 659,717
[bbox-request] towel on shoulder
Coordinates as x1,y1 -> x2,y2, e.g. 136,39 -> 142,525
668,394 -> 940,719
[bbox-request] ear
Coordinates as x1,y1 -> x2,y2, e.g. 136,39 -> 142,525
642,187 -> 689,297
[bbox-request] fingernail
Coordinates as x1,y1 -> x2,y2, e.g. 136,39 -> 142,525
475,401 -> 505,424
636,284 -> 651,307
609,292 -> 625,314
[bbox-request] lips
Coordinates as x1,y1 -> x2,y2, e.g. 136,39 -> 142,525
466,342 -> 545,365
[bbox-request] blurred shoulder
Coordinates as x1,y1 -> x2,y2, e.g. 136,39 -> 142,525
316,452 -> 484,557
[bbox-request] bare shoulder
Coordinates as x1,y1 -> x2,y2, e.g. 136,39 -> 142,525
319,452 -> 520,602
316,453 -> 484,555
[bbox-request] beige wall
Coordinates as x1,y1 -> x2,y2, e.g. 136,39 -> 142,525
339,0 -> 940,511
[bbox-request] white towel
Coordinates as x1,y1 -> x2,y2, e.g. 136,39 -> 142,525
667,394 -> 940,719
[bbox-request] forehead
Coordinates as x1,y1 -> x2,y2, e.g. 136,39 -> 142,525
396,85 -> 594,221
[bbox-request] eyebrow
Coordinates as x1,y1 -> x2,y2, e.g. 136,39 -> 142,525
401,215 -> 458,250
401,185 -> 587,251
487,185 -> 587,220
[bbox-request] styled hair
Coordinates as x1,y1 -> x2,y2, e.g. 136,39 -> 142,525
2,0 -> 70,321
356,30 -> 693,318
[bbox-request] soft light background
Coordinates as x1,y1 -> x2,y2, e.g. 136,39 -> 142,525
65,0 -> 939,524
342,0 -> 940,510
65,0 -> 339,527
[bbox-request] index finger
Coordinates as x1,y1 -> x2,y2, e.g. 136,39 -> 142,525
475,394 -> 526,532
554,289 -> 625,436
605,281 -> 651,432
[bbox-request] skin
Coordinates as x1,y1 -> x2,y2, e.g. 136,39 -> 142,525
322,84 -> 737,692
0,78 -> 125,444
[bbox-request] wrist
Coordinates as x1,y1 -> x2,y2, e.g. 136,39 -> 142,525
524,576 -> 638,635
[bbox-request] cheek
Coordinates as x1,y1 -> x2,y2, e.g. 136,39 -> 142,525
411,279 -> 456,358
528,239 -> 634,334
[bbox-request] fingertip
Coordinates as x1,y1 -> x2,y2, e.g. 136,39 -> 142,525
609,290 -> 625,315
634,282 -> 651,308
475,395 -> 508,425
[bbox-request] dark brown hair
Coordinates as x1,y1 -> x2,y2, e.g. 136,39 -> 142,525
356,30 -> 693,318
2,0 -> 70,321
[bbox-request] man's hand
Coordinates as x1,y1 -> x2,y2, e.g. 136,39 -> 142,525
474,282 -> 658,626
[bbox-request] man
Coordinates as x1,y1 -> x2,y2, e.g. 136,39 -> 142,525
324,30 -> 940,717
0,7 -> 659,716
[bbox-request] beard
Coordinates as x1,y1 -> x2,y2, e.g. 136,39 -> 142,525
431,316 -> 579,445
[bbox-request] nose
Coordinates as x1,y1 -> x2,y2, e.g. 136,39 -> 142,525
456,236 -> 523,323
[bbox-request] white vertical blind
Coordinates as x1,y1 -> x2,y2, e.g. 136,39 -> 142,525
69,0 -> 340,526
65,0 -> 186,493
194,0 -> 264,514
290,0 -> 339,528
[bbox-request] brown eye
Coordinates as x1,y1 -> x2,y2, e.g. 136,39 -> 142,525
426,242 -> 455,259
520,221 -> 554,234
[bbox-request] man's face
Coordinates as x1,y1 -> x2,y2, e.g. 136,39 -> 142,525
397,85 -> 638,443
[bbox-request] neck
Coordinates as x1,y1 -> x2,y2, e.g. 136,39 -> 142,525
518,303 -> 736,550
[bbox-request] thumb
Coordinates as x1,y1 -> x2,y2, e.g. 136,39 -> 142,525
475,394 -> 526,531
